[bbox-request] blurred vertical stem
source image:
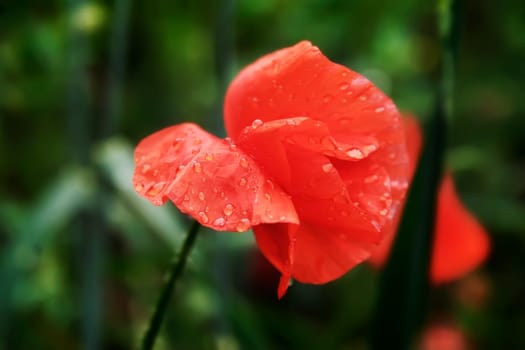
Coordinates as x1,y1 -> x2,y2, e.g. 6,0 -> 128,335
102,0 -> 133,138
370,0 -> 460,349
212,0 -> 235,136
438,0 -> 461,122
141,221 -> 200,350
65,1 -> 103,349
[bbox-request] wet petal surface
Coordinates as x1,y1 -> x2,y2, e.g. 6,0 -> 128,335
224,42 -> 407,183
133,123 -> 298,231
238,116 -> 405,286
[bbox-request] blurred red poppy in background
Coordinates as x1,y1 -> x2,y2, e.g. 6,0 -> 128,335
417,323 -> 471,350
133,41 -> 411,297
368,116 -> 491,284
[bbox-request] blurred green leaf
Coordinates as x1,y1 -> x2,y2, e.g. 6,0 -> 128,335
12,166 -> 96,269
464,194 -> 525,234
94,137 -> 184,249
447,146 -> 487,172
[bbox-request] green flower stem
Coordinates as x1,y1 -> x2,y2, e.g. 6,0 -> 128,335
141,220 -> 201,350
370,1 -> 460,349
438,0 -> 461,123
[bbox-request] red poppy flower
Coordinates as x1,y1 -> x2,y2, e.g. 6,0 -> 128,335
368,116 -> 490,284
418,323 -> 470,350
133,41 -> 410,297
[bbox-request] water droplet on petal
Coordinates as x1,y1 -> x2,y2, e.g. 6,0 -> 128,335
363,144 -> 377,154
265,209 -> 274,220
339,82 -> 350,90
193,162 -> 202,173
322,163 -> 333,173
205,153 -> 214,161
323,94 -> 333,103
308,136 -> 318,144
341,71 -> 348,78
134,183 -> 144,192
239,178 -> 247,187
347,149 -> 364,159
279,215 -> 286,221
264,193 -> 272,201
172,138 -> 183,152
141,164 -> 152,174
198,192 -> 205,201
371,220 -> 381,231
365,174 -> 379,184
193,138 -> 202,145
251,119 -> 263,128
213,217 -> 226,227
270,59 -> 279,71
379,208 -> 388,216
266,179 -> 275,189
198,212 -> 209,223
223,203 -> 234,216
239,157 -> 249,168
147,182 -> 165,196
285,137 -> 297,145
375,106 -> 385,113
339,118 -> 351,126
236,218 -> 251,232
341,98 -> 348,103
251,96 -> 259,104
341,210 -> 349,217
359,95 -> 367,101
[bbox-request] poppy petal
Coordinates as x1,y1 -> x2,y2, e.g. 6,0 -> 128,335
226,41 -> 409,214
254,222 -> 376,286
224,42 -> 405,174
238,117 -> 383,189
250,223 -> 298,298
239,117 -> 402,287
368,115 -> 424,267
432,175 -> 490,283
133,123 -> 298,231
238,117 -> 391,235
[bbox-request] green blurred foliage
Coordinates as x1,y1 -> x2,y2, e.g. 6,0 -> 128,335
0,0 -> 524,349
